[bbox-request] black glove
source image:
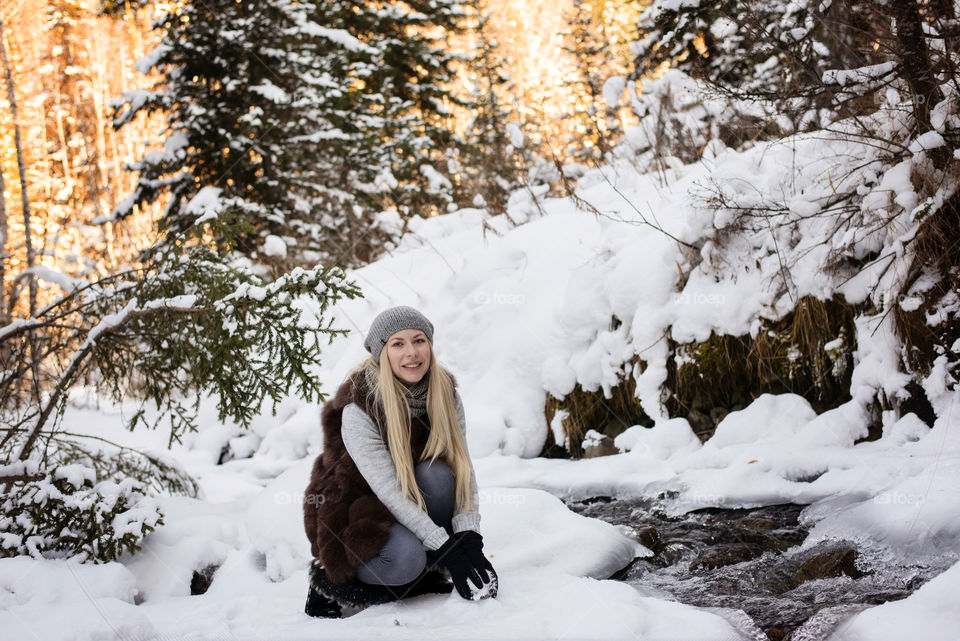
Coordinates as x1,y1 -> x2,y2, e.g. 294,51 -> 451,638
427,531 -> 498,600
452,531 -> 498,599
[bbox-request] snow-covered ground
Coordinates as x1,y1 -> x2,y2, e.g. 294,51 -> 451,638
2,127 -> 959,639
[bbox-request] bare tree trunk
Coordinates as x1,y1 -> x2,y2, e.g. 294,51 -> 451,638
0,149 -> 7,327
0,16 -> 36,316
891,0 -> 943,138
0,16 -> 43,468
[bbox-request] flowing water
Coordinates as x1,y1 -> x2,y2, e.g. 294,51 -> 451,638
566,496 -> 955,640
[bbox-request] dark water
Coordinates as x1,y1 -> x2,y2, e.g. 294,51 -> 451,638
566,496 -> 954,640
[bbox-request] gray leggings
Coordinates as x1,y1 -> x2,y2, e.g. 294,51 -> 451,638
355,459 -> 455,586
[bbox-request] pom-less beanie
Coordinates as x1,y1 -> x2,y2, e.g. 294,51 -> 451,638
363,306 -> 435,362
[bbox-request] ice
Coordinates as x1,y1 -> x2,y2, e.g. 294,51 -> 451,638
827,560 -> 960,640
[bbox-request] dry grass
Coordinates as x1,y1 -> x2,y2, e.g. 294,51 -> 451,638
894,190 -> 960,381
542,354 -> 653,459
543,295 -> 880,456
667,295 -> 863,441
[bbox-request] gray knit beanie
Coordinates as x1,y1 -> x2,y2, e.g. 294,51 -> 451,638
363,306 -> 435,362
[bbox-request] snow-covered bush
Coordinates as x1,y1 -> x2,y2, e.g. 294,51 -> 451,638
0,461 -> 162,563
1,245 -> 360,561
623,0 -> 960,418
616,69 -> 780,171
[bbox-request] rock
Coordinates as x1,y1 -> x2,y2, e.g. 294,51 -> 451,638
191,563 -> 220,595
765,627 -> 786,641
686,408 -> 713,440
736,516 -> 776,531
689,543 -> 765,571
634,525 -> 661,552
709,406 -> 729,427
792,546 -> 861,587
656,542 -> 693,567
582,432 -> 620,458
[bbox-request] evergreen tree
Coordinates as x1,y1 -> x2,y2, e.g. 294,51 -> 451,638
351,0 -> 470,220
111,0 -> 380,268
560,0 -> 623,160
632,0 -> 886,135
112,0 -> 469,270
2,0 -> 377,562
458,0 -> 524,216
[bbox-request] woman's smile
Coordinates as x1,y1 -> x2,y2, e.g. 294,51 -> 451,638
386,329 -> 432,383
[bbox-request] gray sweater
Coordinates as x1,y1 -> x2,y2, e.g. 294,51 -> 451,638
341,390 -> 481,551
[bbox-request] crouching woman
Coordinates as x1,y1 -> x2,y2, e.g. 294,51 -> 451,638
303,306 -> 498,617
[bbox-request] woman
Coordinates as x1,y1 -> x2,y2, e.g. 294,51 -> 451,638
303,306 -> 498,618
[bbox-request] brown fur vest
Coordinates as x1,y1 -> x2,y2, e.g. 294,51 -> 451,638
302,367 -> 452,584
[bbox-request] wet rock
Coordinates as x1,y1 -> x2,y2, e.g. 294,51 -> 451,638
191,563 -> 220,595
784,469 -> 827,483
655,542 -> 694,567
736,516 -> 776,531
583,442 -> 620,458
689,543 -> 764,571
634,525 -> 661,552
765,627 -> 786,641
577,495 -> 613,505
709,406 -> 729,427
792,546 -> 861,587
686,408 -> 714,441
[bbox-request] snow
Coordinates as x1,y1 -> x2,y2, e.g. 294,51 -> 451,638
185,186 -> 223,224
822,61 -> 897,87
262,234 -> 288,258
250,81 -> 288,103
506,122 -> 524,148
54,464 -> 96,490
0,318 -> 41,341
6,80 -> 960,638
20,266 -> 88,294
134,43 -> 170,75
827,559 -> 960,640
908,130 -> 946,154
420,164 -> 453,193
144,294 -> 198,310
1,478 -> 755,641
603,76 -> 626,109
297,22 -> 378,55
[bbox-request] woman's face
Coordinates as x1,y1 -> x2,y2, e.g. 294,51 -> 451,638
385,329 -> 431,385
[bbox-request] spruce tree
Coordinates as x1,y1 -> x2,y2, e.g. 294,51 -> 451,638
111,0 -> 396,269
459,0 -> 524,216
561,0 -> 622,160
113,0 -> 470,268
350,0 -> 470,220
2,0 -> 374,562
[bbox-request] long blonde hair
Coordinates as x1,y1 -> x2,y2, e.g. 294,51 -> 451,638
359,343 -> 473,514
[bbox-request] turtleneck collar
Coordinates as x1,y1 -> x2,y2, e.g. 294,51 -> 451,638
362,361 -> 429,418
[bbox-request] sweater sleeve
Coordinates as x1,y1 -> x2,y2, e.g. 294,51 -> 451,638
341,403 -> 451,551
451,390 -> 482,534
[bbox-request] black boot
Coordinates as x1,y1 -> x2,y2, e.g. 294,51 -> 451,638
307,560 -> 452,617
305,579 -> 342,618
392,568 -> 454,599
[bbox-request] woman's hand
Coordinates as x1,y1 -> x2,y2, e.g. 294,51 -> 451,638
427,531 -> 498,600
452,531 -> 498,599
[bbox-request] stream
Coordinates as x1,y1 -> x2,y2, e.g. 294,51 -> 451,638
566,496 -> 955,640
